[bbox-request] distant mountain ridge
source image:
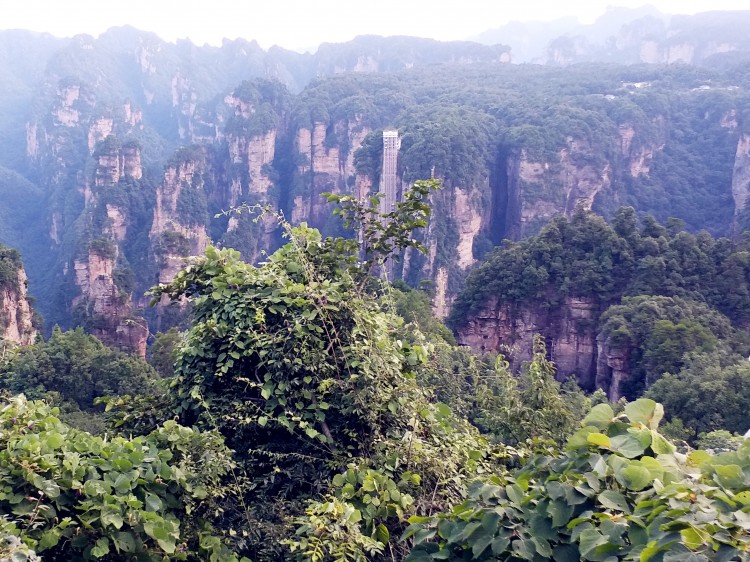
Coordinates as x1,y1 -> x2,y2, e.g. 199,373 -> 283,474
473,7 -> 750,65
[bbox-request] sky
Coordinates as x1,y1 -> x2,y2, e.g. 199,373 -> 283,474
2,0 -> 749,51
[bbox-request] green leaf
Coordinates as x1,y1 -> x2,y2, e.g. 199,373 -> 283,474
113,532 -> 137,553
376,523 -> 390,545
285,261 -> 303,273
582,403 -> 614,429
680,527 -> 704,550
640,541 -> 663,561
686,450 -> 711,467
91,537 -> 110,558
39,479 -> 60,499
618,463 -> 652,491
624,399 -> 663,428
568,427 -> 598,450
261,383 -> 274,400
548,499 -> 574,527
649,430 -> 675,455
45,432 -> 65,449
102,510 -> 124,530
552,544 -> 580,562
491,536 -> 510,555
587,433 -> 611,448
38,528 -> 61,551
506,484 -> 524,505
713,464 -> 744,489
609,433 -> 646,459
512,538 -> 537,560
156,537 -> 176,554
597,490 -> 630,513
578,529 -> 607,560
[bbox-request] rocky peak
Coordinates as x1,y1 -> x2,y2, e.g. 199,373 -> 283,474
54,82 -> 81,126
93,136 -> 143,186
94,136 -> 122,187
122,141 -> 143,180
225,93 -> 256,119
150,147 -> 210,281
122,102 -> 143,129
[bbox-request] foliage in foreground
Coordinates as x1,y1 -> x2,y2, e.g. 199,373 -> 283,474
406,399 -> 750,562
0,395 -> 244,561
145,223 -> 494,559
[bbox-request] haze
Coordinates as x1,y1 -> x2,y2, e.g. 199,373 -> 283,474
3,0 -> 750,51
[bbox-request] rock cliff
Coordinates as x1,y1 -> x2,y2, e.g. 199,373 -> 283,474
732,134 -> 750,227
292,118 -> 371,227
72,246 -> 147,356
149,148 -> 211,286
0,251 -> 37,347
457,296 -> 599,389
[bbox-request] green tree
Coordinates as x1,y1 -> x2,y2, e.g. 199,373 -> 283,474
472,336 -> 586,445
0,327 -> 160,431
142,184 -> 492,560
647,351 -> 750,437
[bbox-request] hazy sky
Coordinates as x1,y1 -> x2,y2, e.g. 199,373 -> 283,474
3,0 -> 749,51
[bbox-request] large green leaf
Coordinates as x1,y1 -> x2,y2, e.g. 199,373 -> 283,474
649,430 -> 675,455
582,404 -> 614,430
623,399 -> 663,429
609,433 -> 647,459
597,490 -> 630,514
713,464 -> 745,490
587,432 -> 611,448
618,463 -> 652,491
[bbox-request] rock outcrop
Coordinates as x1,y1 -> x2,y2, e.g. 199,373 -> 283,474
457,296 -> 599,388
0,257 -> 37,347
150,149 -> 210,285
732,134 -> 750,226
506,139 -> 613,238
72,246 -> 147,356
293,118 -> 371,227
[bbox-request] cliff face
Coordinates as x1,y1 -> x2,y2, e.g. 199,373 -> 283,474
7,27 -> 750,360
503,119 -> 667,238
69,140 -> 149,356
72,247 -> 148,356
0,264 -> 37,347
149,151 -> 211,286
457,296 -> 599,388
293,118 -> 371,227
732,134 -> 750,225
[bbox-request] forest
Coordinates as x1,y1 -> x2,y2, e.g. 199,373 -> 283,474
0,185 -> 747,561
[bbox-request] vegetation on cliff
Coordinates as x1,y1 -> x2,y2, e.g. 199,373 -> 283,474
452,207 -> 750,438
0,244 -> 22,291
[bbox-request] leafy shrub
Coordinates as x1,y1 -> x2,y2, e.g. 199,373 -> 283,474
406,399 -> 750,562
0,395 -> 244,561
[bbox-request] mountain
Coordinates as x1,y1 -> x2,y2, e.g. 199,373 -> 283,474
0,24 -> 749,358
474,8 -> 750,66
